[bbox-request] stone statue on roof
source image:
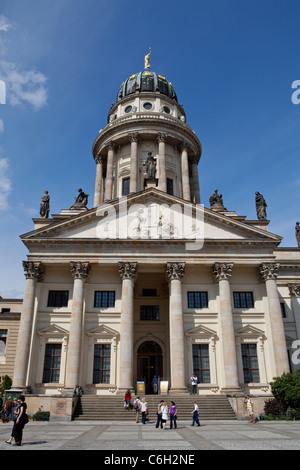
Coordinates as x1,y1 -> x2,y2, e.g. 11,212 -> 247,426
209,189 -> 226,211
70,188 -> 89,210
40,190 -> 50,218
255,191 -> 267,220
296,222 -> 300,247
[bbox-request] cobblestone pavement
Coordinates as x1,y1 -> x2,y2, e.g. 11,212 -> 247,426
1,419 -> 300,452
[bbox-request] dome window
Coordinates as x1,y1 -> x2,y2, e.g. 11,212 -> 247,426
125,105 -> 132,113
143,102 -> 153,110
163,106 -> 170,114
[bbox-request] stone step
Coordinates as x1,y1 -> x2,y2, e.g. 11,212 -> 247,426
73,395 -> 236,421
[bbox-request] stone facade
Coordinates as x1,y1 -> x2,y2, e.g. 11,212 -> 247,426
5,63 -> 300,421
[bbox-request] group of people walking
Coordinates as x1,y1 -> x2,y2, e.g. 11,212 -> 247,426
124,390 -> 201,428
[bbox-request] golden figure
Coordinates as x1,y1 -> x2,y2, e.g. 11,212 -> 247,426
144,47 -> 151,70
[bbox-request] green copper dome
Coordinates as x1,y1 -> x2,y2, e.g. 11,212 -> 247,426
116,71 -> 178,103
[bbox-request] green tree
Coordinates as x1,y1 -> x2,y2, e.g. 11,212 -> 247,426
0,375 -> 12,400
270,370 -> 300,412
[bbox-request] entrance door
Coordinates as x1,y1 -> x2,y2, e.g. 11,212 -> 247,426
137,341 -> 163,394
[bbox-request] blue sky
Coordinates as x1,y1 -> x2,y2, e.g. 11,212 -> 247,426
0,0 -> 299,298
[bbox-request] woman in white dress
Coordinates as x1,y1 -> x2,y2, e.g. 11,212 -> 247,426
160,401 -> 168,430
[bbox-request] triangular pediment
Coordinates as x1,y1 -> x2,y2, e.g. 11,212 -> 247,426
235,325 -> 266,338
38,324 -> 69,337
185,324 -> 218,338
87,324 -> 119,338
20,188 -> 281,246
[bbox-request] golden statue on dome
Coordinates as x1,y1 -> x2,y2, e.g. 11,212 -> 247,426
144,47 -> 151,70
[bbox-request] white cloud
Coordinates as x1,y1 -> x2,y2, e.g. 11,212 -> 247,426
0,119 -> 4,133
0,158 -> 12,210
0,60 -> 48,110
0,15 -> 13,32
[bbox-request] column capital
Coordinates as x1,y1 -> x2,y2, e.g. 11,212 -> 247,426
213,262 -> 234,281
157,132 -> 168,143
118,262 -> 138,281
70,261 -> 91,280
259,262 -> 280,281
22,261 -> 44,282
288,283 -> 300,297
166,262 -> 186,281
128,132 -> 140,143
179,140 -> 190,152
105,140 -> 117,151
95,154 -> 106,165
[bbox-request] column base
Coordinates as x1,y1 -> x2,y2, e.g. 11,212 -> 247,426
220,386 -> 242,395
62,387 -> 76,397
169,387 -> 189,395
116,387 -> 135,396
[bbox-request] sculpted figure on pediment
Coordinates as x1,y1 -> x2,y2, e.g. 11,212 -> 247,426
70,188 -> 89,210
295,222 -> 300,247
255,192 -> 267,220
209,189 -> 226,211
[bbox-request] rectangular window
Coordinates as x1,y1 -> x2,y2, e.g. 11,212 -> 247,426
140,305 -> 159,321
122,177 -> 130,196
192,344 -> 210,383
94,291 -> 115,308
167,178 -> 174,195
0,329 -> 7,356
47,291 -> 69,308
188,291 -> 208,309
42,344 -> 62,383
241,343 -> 260,384
233,292 -> 254,309
280,302 -> 286,318
93,344 -> 111,384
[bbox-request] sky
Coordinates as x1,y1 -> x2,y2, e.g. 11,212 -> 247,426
0,0 -> 299,298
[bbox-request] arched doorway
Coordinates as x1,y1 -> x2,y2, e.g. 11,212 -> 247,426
137,341 -> 163,394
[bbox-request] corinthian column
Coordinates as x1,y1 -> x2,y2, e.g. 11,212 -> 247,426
129,133 -> 139,194
180,141 -> 191,201
105,140 -> 116,201
118,262 -> 138,392
93,154 -> 105,207
157,132 -> 167,192
213,262 -> 240,393
259,263 -> 290,376
65,261 -> 91,391
166,262 -> 187,392
13,261 -> 44,389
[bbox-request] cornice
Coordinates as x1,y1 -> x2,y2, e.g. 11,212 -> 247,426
92,114 -> 202,160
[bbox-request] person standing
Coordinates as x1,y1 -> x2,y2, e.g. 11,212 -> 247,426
124,389 -> 132,410
133,396 -> 141,423
191,401 -> 200,427
244,395 -> 255,424
155,400 -> 164,429
161,401 -> 168,430
140,398 -> 148,424
169,401 -> 177,429
5,396 -> 28,446
190,373 -> 198,394
4,396 -> 13,422
152,375 -> 158,394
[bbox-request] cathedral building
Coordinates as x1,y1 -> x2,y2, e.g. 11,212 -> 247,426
10,54 -> 300,414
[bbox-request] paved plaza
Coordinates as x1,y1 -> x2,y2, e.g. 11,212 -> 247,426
1,419 -> 300,452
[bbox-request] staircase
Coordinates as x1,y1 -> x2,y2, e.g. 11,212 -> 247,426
73,394 -> 236,421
